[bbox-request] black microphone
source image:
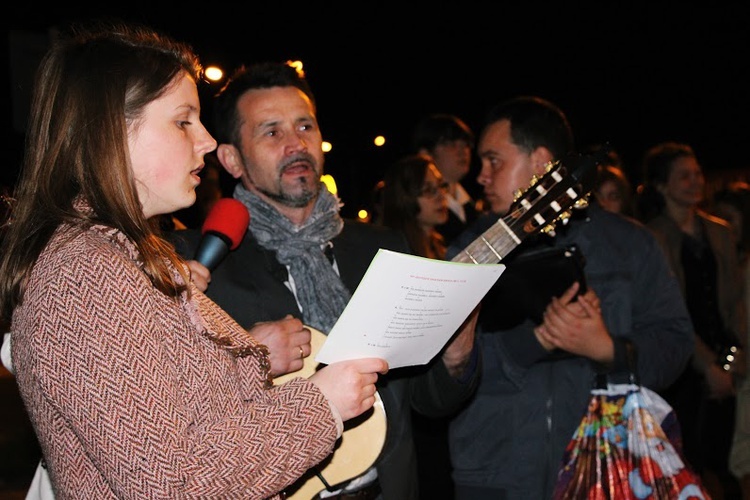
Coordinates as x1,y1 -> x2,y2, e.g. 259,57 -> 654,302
194,198 -> 250,270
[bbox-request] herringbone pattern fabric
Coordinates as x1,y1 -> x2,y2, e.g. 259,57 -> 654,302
11,224 -> 338,499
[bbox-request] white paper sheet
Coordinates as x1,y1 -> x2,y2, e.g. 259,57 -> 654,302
315,249 -> 505,369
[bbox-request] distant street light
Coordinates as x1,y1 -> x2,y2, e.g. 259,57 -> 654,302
204,66 -> 223,82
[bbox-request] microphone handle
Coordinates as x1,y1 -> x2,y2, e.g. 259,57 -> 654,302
194,232 -> 231,271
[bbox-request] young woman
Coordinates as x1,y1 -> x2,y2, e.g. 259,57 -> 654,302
0,21 -> 386,498
593,165 -> 634,216
379,153 -> 457,497
639,141 -> 746,499
381,153 -> 450,260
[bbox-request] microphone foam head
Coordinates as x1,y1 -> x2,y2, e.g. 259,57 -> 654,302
201,198 -> 250,250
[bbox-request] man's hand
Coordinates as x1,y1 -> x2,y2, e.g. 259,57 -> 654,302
534,282 -> 614,364
250,315 -> 312,377
442,305 -> 480,378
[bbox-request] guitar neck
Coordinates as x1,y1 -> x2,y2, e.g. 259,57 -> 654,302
451,216 -> 520,264
451,152 -> 601,265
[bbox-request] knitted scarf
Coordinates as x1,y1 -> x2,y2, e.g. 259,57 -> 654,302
234,184 -> 351,333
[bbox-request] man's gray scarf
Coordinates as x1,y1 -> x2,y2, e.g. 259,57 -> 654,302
234,184 -> 351,333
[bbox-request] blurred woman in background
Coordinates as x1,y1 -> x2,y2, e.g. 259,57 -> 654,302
639,141 -> 746,499
381,153 -> 450,260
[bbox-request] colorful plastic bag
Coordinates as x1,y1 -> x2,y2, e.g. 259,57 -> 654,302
553,381 -> 711,499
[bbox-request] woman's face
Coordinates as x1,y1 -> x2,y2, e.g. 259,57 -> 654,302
128,72 -> 217,219
658,156 -> 705,209
595,179 -> 624,214
416,163 -> 449,230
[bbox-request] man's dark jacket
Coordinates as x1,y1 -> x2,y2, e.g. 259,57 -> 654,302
445,205 -> 694,499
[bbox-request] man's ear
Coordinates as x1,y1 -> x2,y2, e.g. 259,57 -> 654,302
529,146 -> 555,176
216,144 -> 244,179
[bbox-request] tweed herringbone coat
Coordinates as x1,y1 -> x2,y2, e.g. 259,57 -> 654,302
170,219 -> 482,499
11,223 -> 339,499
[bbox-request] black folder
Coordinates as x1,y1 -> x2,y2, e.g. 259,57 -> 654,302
479,243 -> 587,330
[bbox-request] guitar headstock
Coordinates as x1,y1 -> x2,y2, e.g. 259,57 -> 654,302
506,151 -> 601,238
453,150 -> 603,265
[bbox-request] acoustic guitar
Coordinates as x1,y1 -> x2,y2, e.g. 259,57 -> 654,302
277,151 -> 601,499
274,327 -> 387,500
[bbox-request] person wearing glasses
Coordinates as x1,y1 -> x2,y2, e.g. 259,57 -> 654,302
380,153 -> 464,497
411,114 -> 485,246
381,153 -> 450,260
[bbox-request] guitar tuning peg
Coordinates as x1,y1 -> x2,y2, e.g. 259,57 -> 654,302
573,198 -> 589,209
544,161 -> 556,173
512,188 -> 523,202
529,175 -> 539,186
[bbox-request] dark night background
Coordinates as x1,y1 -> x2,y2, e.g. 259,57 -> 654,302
4,5 -> 750,219
2,4 -> 750,496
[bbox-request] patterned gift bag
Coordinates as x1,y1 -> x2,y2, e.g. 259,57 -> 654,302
553,382 -> 711,499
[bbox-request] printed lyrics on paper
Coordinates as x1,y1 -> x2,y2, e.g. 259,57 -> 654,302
316,250 -> 504,368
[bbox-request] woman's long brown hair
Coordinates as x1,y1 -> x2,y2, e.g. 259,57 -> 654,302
0,20 -> 203,323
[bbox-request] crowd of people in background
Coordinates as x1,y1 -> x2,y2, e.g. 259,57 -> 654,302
3,17 -> 750,500
168,92 -> 750,499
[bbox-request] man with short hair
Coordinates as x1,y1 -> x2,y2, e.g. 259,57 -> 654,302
446,96 -> 694,499
173,61 -> 480,499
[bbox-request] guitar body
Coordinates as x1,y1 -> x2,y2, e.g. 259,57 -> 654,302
274,328 -> 387,500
